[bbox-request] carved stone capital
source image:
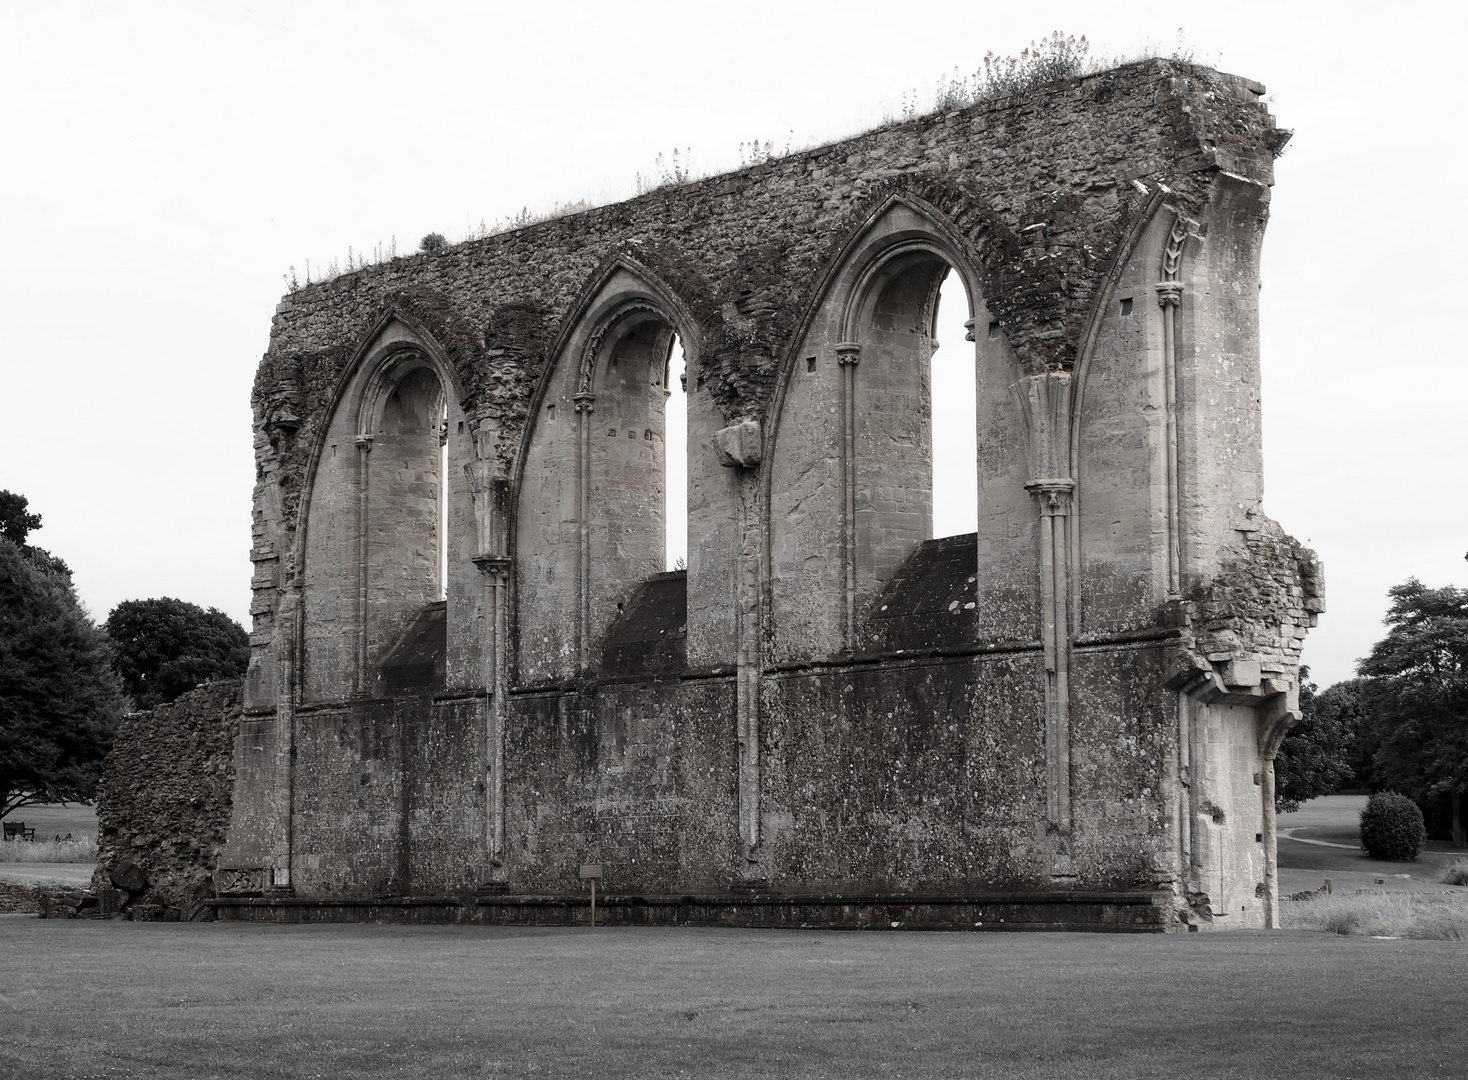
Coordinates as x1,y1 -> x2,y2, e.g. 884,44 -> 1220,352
354,434 -> 374,451
572,392 -> 596,413
1025,477 -> 1075,514
472,554 -> 512,581
963,318 -> 978,343
1155,281 -> 1184,309
835,342 -> 861,366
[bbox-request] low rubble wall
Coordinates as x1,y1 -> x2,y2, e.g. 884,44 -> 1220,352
40,680 -> 242,920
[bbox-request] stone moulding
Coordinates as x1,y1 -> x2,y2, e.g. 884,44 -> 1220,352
219,58 -> 1315,932
211,889 -> 1171,932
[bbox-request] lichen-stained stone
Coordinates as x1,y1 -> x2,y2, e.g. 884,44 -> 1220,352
172,59 -> 1319,930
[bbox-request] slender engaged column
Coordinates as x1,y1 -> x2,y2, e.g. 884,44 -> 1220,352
473,555 -> 511,866
1026,478 -> 1075,835
1156,211 -> 1189,598
572,392 -> 595,672
835,343 -> 860,652
354,435 -> 373,694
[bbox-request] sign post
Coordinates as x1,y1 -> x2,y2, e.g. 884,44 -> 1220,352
579,864 -> 602,927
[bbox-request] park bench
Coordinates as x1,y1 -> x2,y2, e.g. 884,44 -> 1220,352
3,821 -> 37,842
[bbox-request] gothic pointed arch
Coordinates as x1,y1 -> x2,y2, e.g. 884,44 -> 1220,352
765,193 -> 1033,664
296,306 -> 479,703
511,257 -> 709,685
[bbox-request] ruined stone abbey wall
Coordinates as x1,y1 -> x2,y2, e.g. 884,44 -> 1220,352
218,59 -> 1318,930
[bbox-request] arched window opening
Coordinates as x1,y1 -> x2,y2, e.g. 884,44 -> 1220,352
516,284 -> 697,684
664,335 -> 687,571
366,364 -> 446,674
929,268 -> 979,539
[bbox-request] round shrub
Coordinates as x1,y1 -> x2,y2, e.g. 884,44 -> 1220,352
1360,792 -> 1427,862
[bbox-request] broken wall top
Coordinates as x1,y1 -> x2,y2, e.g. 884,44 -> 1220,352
254,59 -> 1285,490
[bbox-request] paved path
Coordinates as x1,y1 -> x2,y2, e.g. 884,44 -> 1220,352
1278,794 -> 1466,896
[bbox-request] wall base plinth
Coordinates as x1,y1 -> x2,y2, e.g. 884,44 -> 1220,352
210,890 -> 1174,932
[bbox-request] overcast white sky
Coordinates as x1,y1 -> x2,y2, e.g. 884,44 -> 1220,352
2,1 -> 1464,688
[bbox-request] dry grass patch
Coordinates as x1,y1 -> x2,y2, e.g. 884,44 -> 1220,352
1283,890 -> 1468,938
0,831 -> 97,863
1439,857 -> 1468,886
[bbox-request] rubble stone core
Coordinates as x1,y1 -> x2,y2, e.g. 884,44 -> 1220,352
216,59 -> 1318,931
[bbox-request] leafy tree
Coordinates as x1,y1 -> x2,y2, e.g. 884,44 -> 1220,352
1321,679 -> 1379,789
0,490 -> 41,546
1357,579 -> 1468,845
0,489 -> 68,576
1274,668 -> 1363,813
0,536 -> 126,819
104,598 -> 249,710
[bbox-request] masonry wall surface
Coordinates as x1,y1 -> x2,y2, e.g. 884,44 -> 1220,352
211,59 -> 1316,931
88,680 -> 242,920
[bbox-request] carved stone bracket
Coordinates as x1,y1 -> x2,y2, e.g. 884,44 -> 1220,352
1014,372 -> 1073,482
712,419 -> 763,468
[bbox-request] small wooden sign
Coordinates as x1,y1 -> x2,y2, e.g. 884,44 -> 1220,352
579,864 -> 602,880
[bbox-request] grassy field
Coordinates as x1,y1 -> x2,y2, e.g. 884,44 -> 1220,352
0,833 -> 96,864
3,921 -> 1465,1079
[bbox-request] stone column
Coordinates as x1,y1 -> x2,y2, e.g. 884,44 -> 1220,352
1026,477 -> 1075,837
835,342 -> 861,651
271,566 -> 302,892
573,392 -> 596,672
712,418 -> 766,878
1155,210 -> 1191,598
472,554 -> 511,871
354,434 -> 373,694
1257,691 -> 1298,929
1016,371 -> 1075,850
466,451 -> 511,878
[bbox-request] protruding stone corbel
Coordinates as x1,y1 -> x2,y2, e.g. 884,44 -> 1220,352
712,419 -> 763,469
1013,372 -> 1073,482
463,460 -> 509,561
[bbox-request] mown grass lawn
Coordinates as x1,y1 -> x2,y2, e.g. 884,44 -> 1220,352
2,920 -> 1464,1079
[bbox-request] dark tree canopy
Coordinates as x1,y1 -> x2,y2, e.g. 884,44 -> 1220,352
0,537 -> 126,819
0,490 -> 41,546
1274,668 -> 1363,814
1358,578 -> 1468,843
0,489 -> 69,577
104,598 -> 250,710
